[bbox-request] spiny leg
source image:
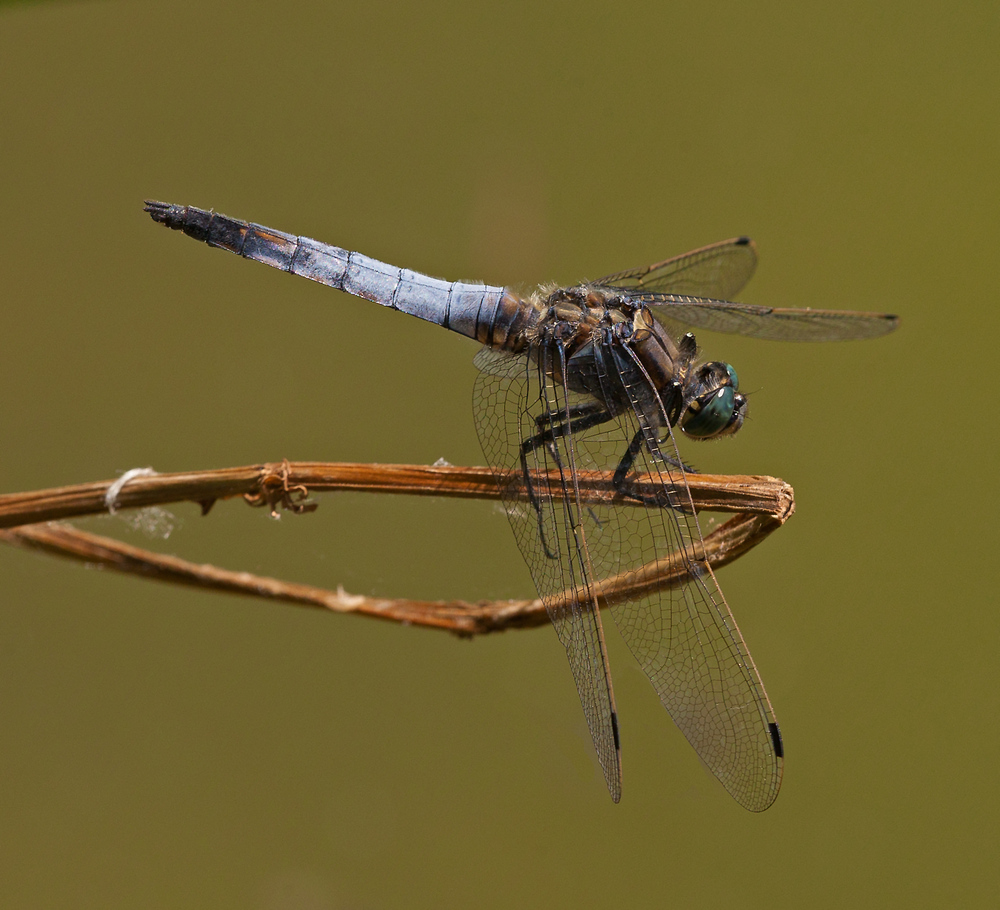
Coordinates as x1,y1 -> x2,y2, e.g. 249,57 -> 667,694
529,402 -> 608,467
611,428 -> 692,513
519,402 -> 614,559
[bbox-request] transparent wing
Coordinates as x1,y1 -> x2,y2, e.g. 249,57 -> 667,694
473,345 -> 623,802
594,237 -> 758,299
473,338 -> 784,811
638,294 -> 900,341
600,344 -> 783,811
593,236 -> 899,341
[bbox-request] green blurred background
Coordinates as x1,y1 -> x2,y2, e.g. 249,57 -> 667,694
0,1 -> 995,907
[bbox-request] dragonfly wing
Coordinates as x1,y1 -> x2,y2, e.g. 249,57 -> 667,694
474,337 -> 783,809
473,345 -> 623,802
581,335 -> 783,810
639,295 -> 900,341
594,237 -> 758,299
594,235 -> 899,341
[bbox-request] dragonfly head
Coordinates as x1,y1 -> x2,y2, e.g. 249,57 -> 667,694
680,362 -> 746,440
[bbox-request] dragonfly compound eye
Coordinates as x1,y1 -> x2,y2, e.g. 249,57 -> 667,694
682,386 -> 738,439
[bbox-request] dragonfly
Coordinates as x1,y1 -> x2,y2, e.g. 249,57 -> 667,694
145,200 -> 898,810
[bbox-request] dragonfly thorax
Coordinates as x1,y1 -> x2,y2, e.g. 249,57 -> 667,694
522,288 -> 745,440
520,289 -> 680,429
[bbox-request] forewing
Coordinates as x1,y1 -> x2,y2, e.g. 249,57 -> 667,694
568,333 -> 782,811
473,345 -> 623,802
640,295 -> 900,341
594,237 -> 899,341
474,339 -> 784,810
600,378 -> 783,811
594,237 -> 758,299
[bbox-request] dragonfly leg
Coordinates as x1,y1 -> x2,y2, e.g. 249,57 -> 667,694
611,429 -> 693,512
659,448 -> 699,474
519,403 -> 614,559
528,403 -> 607,467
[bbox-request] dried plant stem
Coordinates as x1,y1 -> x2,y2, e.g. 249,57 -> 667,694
0,462 -> 793,635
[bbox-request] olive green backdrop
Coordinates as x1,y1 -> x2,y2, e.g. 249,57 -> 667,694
0,1 -> 994,907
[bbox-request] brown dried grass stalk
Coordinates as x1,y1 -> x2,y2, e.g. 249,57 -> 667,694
0,461 -> 793,635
